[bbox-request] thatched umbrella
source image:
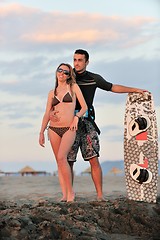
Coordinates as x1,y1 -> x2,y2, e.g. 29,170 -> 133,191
19,165 -> 36,176
81,166 -> 91,175
109,167 -> 122,176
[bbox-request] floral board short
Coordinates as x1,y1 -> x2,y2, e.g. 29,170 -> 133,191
67,118 -> 100,162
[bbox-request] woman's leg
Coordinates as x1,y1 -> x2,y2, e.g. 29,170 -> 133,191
57,129 -> 76,202
48,129 -> 67,201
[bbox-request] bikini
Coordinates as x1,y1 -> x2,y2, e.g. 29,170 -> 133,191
49,87 -> 73,137
49,126 -> 70,138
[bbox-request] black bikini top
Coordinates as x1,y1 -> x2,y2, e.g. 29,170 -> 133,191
52,89 -> 73,107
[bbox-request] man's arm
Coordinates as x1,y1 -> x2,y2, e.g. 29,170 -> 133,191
111,84 -> 147,94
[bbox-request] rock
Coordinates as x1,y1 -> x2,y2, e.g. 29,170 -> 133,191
0,197 -> 160,240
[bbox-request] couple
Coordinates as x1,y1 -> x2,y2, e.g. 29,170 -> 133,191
39,49 -> 146,202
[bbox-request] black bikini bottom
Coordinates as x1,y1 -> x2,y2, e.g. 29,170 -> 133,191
49,126 -> 70,138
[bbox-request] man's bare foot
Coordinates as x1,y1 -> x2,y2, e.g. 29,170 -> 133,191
97,196 -> 106,202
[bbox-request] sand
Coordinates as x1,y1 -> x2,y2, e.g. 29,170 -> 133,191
0,175 -> 128,202
0,175 -> 160,239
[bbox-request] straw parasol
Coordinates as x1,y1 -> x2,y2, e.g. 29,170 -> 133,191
19,165 -> 36,176
109,167 -> 122,176
0,169 -> 4,174
81,166 -> 91,175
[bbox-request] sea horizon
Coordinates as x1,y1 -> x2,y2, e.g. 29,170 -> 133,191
1,159 -> 160,176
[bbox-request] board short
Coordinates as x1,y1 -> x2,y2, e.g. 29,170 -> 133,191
67,118 -> 100,162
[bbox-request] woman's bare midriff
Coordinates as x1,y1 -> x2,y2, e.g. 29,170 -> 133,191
50,102 -> 76,127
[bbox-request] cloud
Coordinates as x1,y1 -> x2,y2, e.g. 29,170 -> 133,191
0,56 -> 159,106
0,90 -> 44,130
22,30 -> 104,44
0,4 -> 159,52
100,124 -> 123,142
0,4 -> 159,104
92,57 -> 160,106
0,1 -> 159,167
9,122 -> 34,129
0,3 -> 40,16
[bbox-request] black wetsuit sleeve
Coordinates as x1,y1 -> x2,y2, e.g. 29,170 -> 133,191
95,73 -> 113,91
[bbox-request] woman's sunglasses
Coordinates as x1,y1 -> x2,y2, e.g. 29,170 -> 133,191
57,68 -> 70,76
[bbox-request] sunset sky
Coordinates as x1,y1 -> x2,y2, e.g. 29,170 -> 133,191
0,0 -> 159,174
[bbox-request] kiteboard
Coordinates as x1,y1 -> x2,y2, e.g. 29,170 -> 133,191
124,92 -> 159,203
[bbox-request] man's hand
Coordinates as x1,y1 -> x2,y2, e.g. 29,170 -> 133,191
49,110 -> 60,122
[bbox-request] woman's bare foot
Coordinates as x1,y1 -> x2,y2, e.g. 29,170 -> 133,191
59,195 -> 67,202
67,192 -> 75,202
60,198 -> 67,202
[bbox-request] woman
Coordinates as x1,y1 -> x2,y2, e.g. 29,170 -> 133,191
39,63 -> 87,202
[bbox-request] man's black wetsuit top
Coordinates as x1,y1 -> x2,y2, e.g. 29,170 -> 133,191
75,70 -> 113,134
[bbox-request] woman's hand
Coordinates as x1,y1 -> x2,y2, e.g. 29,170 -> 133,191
69,116 -> 79,131
39,132 -> 45,147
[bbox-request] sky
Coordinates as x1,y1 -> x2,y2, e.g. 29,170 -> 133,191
0,0 -> 160,175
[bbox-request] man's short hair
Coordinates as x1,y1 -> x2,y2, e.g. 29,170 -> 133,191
74,49 -> 89,62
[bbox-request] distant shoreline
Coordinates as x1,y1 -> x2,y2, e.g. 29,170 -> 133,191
1,160 -> 160,176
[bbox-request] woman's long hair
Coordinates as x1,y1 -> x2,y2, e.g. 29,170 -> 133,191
54,63 -> 76,96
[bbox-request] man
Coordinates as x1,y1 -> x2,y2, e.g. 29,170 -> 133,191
67,49 -> 146,201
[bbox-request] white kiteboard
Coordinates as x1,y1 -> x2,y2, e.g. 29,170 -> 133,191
124,92 -> 158,203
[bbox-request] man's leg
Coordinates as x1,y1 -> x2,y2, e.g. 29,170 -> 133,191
67,129 -> 80,185
89,156 -> 104,200
80,119 -> 104,200
68,161 -> 74,185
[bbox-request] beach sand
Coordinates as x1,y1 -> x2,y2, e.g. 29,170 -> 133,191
0,175 -> 160,239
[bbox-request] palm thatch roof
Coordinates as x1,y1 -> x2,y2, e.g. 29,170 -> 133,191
81,166 -> 91,175
19,166 -> 36,173
109,167 -> 122,175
